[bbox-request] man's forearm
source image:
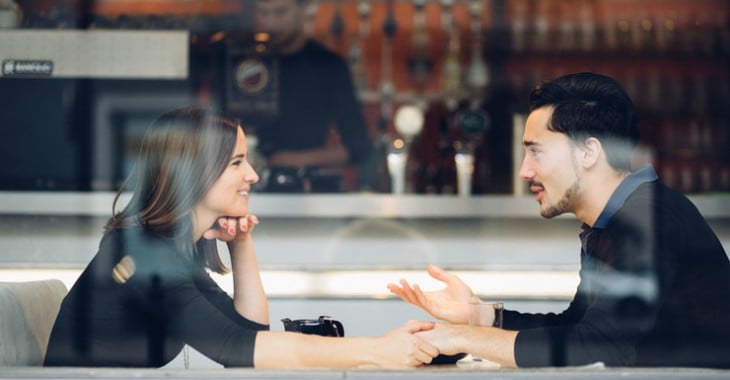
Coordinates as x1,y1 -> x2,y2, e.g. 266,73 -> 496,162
419,324 -> 519,368
461,326 -> 519,368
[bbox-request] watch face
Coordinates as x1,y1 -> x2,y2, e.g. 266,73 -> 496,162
235,59 -> 269,94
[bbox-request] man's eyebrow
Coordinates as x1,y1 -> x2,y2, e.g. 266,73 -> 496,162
523,140 -> 541,147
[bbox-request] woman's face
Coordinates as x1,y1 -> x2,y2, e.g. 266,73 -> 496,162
197,128 -> 259,220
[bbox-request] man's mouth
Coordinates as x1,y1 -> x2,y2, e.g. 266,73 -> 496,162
528,182 -> 545,201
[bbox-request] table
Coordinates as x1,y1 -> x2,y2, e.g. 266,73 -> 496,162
1,367 -> 729,379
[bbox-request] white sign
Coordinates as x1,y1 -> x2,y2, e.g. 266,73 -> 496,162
0,30 -> 189,79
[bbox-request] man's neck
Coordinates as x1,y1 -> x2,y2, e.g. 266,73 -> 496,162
575,169 -> 630,227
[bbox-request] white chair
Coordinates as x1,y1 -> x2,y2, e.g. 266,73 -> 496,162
0,279 -> 67,366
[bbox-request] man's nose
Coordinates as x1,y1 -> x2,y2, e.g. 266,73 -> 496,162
518,156 -> 534,180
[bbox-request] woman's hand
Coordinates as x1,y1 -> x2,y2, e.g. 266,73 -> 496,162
416,323 -> 464,356
387,264 -> 478,324
370,320 -> 439,368
202,214 -> 259,243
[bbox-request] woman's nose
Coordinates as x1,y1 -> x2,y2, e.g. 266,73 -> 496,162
246,168 -> 260,184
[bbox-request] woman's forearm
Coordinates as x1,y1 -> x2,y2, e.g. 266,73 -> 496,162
254,331 -> 377,369
228,238 -> 269,324
253,321 -> 438,369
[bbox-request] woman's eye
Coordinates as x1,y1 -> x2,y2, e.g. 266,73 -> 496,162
231,160 -> 243,166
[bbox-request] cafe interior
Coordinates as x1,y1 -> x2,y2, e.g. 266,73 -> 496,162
0,0 -> 729,377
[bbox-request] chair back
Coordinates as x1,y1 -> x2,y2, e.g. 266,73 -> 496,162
0,279 -> 67,366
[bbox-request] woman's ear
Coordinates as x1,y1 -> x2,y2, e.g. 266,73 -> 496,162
580,137 -> 602,168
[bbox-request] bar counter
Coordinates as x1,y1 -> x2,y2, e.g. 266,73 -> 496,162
1,192 -> 729,219
1,366 -> 729,379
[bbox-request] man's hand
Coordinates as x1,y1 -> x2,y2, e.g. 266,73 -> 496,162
387,264 -> 477,324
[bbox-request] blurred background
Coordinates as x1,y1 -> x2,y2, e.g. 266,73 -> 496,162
0,0 -> 728,194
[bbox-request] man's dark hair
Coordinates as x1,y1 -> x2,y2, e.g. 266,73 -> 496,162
529,72 -> 639,171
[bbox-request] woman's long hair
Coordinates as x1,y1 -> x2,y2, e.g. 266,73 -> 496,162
106,107 -> 240,273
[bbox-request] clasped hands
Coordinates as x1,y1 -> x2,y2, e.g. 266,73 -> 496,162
387,264 -> 487,359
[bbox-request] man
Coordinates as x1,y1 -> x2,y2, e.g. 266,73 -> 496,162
389,72 -> 730,368
250,0 -> 372,191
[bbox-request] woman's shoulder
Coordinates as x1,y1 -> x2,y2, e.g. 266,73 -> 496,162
99,226 -> 193,275
100,226 -> 174,254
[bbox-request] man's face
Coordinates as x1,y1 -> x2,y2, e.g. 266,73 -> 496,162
519,107 -> 583,218
254,0 -> 304,50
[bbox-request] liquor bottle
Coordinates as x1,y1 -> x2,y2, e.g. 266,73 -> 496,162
327,0 -> 346,54
466,0 -> 489,101
532,0 -> 551,52
578,0 -> 596,52
408,0 -> 434,106
304,1 -> 318,38
440,0 -> 462,111
509,0 -> 529,53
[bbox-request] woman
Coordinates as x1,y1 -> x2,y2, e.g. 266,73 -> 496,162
44,107 -> 437,368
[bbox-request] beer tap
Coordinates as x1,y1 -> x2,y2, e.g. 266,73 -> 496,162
378,0 -> 399,193
456,1 -> 492,196
348,1 -> 371,92
454,109 -> 489,196
389,105 -> 425,194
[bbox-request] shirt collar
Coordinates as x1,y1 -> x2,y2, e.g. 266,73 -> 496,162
592,164 -> 658,229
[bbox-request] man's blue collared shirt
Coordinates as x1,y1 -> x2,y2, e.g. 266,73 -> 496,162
593,164 -> 659,229
580,165 -> 658,256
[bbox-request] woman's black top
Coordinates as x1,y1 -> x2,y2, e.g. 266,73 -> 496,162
44,227 -> 269,367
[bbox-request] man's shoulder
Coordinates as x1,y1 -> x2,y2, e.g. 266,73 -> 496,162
625,181 -> 695,211
617,180 -> 709,228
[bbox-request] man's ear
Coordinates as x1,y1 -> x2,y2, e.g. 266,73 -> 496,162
580,137 -> 602,168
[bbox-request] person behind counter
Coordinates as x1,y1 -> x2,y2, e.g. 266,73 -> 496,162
251,0 -> 373,192
44,107 -> 437,368
388,72 -> 730,368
